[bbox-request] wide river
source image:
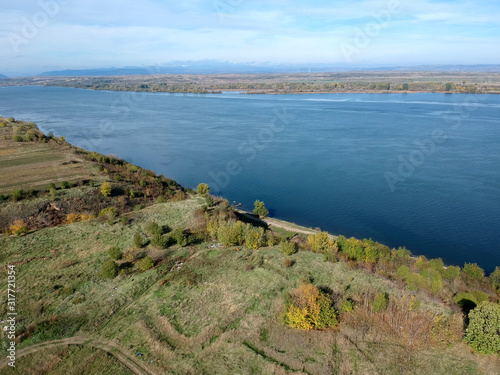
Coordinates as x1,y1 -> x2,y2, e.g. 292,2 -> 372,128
1,86 -> 499,272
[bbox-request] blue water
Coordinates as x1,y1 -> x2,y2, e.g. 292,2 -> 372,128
1,86 -> 499,272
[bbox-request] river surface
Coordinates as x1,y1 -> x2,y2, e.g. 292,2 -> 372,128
1,86 -> 499,272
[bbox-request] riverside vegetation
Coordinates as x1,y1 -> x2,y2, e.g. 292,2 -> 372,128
1,117 -> 500,374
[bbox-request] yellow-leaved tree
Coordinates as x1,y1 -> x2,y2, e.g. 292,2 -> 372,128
282,283 -> 337,330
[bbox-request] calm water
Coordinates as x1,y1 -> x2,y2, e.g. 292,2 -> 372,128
1,86 -> 499,272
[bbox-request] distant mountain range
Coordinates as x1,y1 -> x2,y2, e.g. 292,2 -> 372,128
0,73 -> 8,79
37,62 -> 500,77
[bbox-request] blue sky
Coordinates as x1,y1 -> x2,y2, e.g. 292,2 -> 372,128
1,0 -> 499,75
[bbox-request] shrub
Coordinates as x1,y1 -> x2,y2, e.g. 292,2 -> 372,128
339,298 -> 356,313
100,182 -> 112,197
454,291 -> 489,312
61,181 -> 71,189
99,207 -> 118,221
465,302 -> 500,354
283,258 -> 295,268
170,228 -> 187,247
48,182 -> 56,190
100,260 -> 119,279
280,240 -> 298,256
197,183 -> 210,197
0,194 -> 6,201
463,263 -> 485,280
205,195 -> 214,207
144,221 -> 162,236
490,267 -> 500,291
14,135 -> 23,142
245,226 -> 261,250
373,292 -> 388,312
108,247 -> 122,260
12,189 -> 23,201
253,200 -> 269,217
133,232 -> 145,248
308,232 -> 337,254
282,283 -> 337,330
429,258 -> 444,272
171,191 -> 186,202
150,233 -> 167,248
48,187 -> 57,201
443,265 -> 461,281
66,213 -> 81,224
139,256 -> 155,271
217,221 -> 243,247
396,265 -> 411,279
9,220 -> 28,236
156,195 -> 165,203
134,204 -> 144,211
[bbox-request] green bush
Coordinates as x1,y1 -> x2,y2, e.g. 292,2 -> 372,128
139,256 -> 155,271
14,135 -> 23,142
490,267 -> 500,291
463,263 -> 485,280
205,195 -> 214,207
443,265 -> 461,281
100,260 -> 119,279
170,228 -> 187,247
280,240 -> 298,256
61,181 -> 71,189
429,258 -> 444,272
253,200 -> 269,217
12,189 -> 23,201
373,292 -> 388,312
217,221 -> 244,247
197,183 -> 210,197
108,246 -> 122,260
145,221 -> 162,236
339,298 -> 356,313
454,291 -> 489,312
150,233 -> 167,248
396,265 -> 411,279
465,302 -> 500,354
133,232 -> 145,248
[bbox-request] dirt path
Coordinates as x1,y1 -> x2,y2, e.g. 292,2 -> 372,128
0,336 -> 158,375
236,209 -> 337,238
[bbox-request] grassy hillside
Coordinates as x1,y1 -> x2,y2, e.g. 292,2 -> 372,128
1,118 -> 500,374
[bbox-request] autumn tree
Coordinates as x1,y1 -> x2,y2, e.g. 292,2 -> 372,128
100,182 -> 112,197
282,283 -> 337,330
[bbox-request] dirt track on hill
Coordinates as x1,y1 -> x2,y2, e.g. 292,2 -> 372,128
0,336 -> 158,375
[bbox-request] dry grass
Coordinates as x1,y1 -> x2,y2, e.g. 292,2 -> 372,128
0,126 -> 99,193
